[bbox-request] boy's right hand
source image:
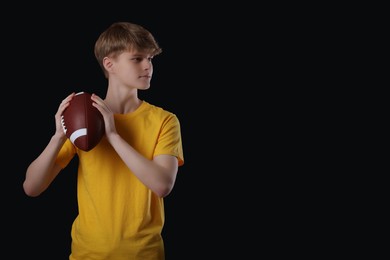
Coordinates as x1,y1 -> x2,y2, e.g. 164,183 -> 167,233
54,92 -> 75,138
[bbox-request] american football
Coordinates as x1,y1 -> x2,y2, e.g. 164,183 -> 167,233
61,91 -> 105,151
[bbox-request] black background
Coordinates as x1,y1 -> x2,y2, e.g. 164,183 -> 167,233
1,5 -> 250,259
1,4 -> 356,259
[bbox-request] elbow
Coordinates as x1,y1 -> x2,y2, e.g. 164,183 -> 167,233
23,181 -> 42,197
154,182 -> 175,198
155,189 -> 171,198
157,188 -> 172,198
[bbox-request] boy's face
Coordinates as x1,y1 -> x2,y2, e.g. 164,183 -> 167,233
109,50 -> 154,90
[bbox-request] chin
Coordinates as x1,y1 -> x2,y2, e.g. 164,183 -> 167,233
138,85 -> 151,90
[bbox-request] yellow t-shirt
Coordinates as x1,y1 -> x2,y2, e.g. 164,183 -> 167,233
55,101 -> 184,260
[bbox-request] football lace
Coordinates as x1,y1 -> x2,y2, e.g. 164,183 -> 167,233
61,115 -> 67,134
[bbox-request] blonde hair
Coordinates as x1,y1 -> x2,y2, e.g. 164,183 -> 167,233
94,22 -> 162,78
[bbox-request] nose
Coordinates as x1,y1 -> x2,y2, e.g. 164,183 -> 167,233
143,59 -> 152,70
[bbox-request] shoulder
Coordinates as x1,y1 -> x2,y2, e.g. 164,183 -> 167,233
142,101 -> 179,121
141,102 -> 182,135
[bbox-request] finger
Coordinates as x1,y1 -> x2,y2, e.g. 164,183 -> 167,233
91,94 -> 106,107
91,94 -> 111,113
61,92 -> 75,104
57,93 -> 75,116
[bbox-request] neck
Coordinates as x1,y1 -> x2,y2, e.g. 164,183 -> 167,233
104,88 -> 141,114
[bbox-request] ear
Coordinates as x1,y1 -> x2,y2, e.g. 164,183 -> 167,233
103,57 -> 114,73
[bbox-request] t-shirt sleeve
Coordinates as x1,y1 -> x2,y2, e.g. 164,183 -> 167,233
55,139 -> 77,169
154,114 -> 184,166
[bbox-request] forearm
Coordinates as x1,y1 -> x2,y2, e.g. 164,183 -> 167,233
23,133 -> 67,197
107,133 -> 176,197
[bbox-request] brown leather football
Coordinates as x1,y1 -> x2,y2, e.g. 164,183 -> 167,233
61,91 -> 105,151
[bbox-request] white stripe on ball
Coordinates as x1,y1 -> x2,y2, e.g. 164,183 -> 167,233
70,128 -> 87,144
